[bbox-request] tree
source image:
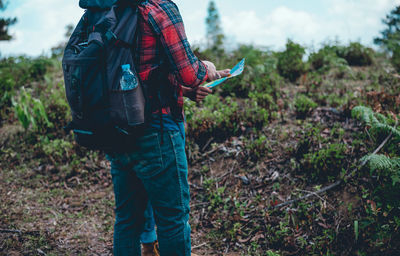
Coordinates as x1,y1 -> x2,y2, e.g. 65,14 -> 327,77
374,6 -> 400,52
0,0 -> 17,41
205,1 -> 224,54
374,6 -> 400,71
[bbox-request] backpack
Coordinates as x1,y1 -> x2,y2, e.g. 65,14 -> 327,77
62,0 -> 147,151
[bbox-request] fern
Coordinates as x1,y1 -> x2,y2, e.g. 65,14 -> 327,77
352,106 -> 400,138
361,154 -> 400,185
353,106 -> 400,185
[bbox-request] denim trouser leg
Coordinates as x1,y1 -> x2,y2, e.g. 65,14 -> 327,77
108,129 -> 191,256
109,158 -> 148,256
140,201 -> 157,244
140,121 -> 186,245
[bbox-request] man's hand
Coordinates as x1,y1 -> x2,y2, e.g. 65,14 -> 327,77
183,86 -> 213,103
202,60 -> 231,81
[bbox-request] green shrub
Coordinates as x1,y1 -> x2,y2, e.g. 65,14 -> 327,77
277,40 -> 307,82
242,99 -> 270,127
301,143 -> 347,181
40,137 -> 74,162
187,95 -> 241,145
309,47 -> 349,72
42,76 -> 71,130
248,92 -> 277,111
294,95 -> 317,118
309,42 -> 373,71
245,134 -> 269,160
29,57 -> 53,79
0,56 -> 53,118
336,42 -> 374,66
186,95 -> 269,146
219,45 -> 280,98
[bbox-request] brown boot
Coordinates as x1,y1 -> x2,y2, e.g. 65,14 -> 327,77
142,241 -> 160,256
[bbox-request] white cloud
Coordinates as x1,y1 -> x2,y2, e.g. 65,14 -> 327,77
222,7 -> 321,49
0,0 -> 83,56
1,0 -> 400,56
221,0 -> 400,50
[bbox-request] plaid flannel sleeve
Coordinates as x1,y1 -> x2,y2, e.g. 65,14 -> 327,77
148,1 -> 208,88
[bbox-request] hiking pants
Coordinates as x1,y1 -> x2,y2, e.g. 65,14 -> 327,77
140,201 -> 157,244
106,129 -> 191,256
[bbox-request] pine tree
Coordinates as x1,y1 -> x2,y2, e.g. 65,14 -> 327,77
374,6 -> 400,53
205,1 -> 224,54
0,0 -> 17,41
374,6 -> 400,70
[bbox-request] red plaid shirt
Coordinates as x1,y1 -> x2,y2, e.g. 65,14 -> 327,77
137,0 -> 208,115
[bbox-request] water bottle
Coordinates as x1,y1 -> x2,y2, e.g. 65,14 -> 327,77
120,64 -> 138,90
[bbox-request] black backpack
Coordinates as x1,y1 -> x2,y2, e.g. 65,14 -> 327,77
62,0 -> 147,151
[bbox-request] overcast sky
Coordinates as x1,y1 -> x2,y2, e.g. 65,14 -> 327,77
1,0 -> 400,57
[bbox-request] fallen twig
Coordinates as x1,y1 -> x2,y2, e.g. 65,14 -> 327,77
0,229 -> 42,236
0,229 -> 22,234
37,249 -> 47,256
274,180 -> 341,209
201,137 -> 214,152
192,146 -> 222,165
296,189 -> 335,209
192,242 -> 207,249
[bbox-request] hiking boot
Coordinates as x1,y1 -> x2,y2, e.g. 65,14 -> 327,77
142,241 -> 160,256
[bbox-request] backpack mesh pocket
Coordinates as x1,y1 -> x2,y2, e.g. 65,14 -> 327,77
110,84 -> 145,126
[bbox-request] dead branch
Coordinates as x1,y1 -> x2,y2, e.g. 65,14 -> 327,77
192,242 -> 207,249
0,229 -> 41,236
201,137 -> 214,152
274,180 -> 342,209
0,229 -> 22,234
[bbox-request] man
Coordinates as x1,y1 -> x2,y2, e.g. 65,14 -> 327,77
106,0 -> 230,255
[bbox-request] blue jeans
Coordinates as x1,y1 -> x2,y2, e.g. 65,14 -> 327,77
140,121 -> 186,245
140,202 -> 157,244
107,129 -> 191,256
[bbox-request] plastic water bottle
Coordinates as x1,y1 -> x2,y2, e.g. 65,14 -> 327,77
120,64 -> 138,90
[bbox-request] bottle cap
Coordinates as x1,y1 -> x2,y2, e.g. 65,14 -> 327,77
121,64 -> 131,70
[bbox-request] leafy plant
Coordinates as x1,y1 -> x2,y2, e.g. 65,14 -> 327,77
294,94 -> 317,118
248,91 -> 277,111
187,95 -> 268,147
40,137 -> 74,162
245,134 -> 268,160
277,40 -> 307,82
352,106 -> 400,139
309,46 -> 349,72
361,154 -> 400,185
301,143 -> 347,181
0,56 -> 53,119
336,42 -> 374,66
12,87 -> 53,131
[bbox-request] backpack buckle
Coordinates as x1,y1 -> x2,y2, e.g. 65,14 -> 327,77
104,30 -> 117,44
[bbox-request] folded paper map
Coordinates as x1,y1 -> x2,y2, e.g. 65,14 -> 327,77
203,58 -> 246,89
